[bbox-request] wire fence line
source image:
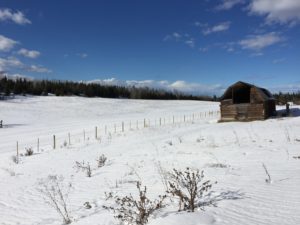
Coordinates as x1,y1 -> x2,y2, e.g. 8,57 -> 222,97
12,110 -> 220,158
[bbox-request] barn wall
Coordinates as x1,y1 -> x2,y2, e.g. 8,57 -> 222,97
250,87 -> 264,103
264,100 -> 276,118
220,103 -> 265,121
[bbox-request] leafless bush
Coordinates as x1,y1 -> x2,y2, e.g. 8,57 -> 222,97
156,162 -> 171,192
206,163 -> 229,168
38,175 -> 72,224
262,163 -> 272,183
11,155 -> 19,164
25,147 -> 34,156
104,181 -> 166,225
97,154 -> 107,168
167,167 -> 216,212
75,161 -> 92,177
293,156 -> 300,159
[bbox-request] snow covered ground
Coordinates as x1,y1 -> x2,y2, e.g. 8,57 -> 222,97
0,96 -> 299,225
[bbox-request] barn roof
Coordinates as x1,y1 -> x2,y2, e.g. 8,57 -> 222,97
220,81 -> 274,101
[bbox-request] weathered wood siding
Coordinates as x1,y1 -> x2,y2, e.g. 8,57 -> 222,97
220,103 -> 265,121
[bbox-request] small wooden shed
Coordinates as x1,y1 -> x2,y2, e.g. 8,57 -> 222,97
220,81 -> 276,122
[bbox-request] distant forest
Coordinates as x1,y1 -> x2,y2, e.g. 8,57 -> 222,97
0,77 -> 214,101
273,92 -> 300,104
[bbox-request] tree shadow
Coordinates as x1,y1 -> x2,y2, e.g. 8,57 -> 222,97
198,190 -> 245,207
1,123 -> 27,128
276,108 -> 300,117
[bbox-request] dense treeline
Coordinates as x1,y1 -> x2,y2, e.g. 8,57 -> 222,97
273,92 -> 300,104
0,77 -> 213,101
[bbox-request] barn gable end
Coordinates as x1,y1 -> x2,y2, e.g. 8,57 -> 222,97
220,81 -> 276,122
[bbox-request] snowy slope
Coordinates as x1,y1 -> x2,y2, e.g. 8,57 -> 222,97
0,96 -> 299,225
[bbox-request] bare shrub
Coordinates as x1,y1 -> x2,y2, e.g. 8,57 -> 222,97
293,156 -> 300,159
156,162 -> 171,192
11,155 -> 19,164
25,147 -> 34,156
83,201 -> 92,209
97,154 -> 107,168
167,167 -> 216,212
75,161 -> 92,177
206,163 -> 229,168
262,163 -> 272,183
38,175 -> 72,224
104,181 -> 166,225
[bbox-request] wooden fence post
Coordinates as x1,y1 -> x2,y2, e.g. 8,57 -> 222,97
122,122 -> 124,132
37,138 -> 39,152
83,130 -> 86,141
136,120 -> 139,129
144,119 -> 146,128
53,135 -> 56,149
16,141 -> 19,163
68,133 -> 71,145
95,126 -> 98,139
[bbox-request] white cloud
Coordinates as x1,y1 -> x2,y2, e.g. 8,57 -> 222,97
249,0 -> 300,25
18,48 -> 40,58
88,78 -> 224,96
202,22 -> 231,35
0,72 -> 33,81
0,35 -> 18,52
269,83 -> 300,93
27,65 -> 51,73
0,8 -> 31,25
0,56 -> 51,73
215,0 -> 245,10
272,58 -> 285,64
185,39 -> 195,48
239,32 -> 283,50
76,53 -> 88,58
163,32 -> 182,41
0,57 -> 23,71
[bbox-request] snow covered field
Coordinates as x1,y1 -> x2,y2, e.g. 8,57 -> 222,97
0,96 -> 300,225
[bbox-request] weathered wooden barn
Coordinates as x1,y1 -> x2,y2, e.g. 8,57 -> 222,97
220,81 -> 276,122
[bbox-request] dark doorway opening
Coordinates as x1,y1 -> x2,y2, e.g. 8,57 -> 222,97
233,86 -> 251,104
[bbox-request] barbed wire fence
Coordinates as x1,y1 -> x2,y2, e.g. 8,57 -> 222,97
12,110 -> 220,159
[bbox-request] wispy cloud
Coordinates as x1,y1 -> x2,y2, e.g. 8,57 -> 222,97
18,48 -> 40,58
215,0 -> 245,11
0,8 -> 31,25
272,58 -> 285,64
164,32 -> 196,48
185,39 -> 195,48
202,22 -> 231,35
0,56 -> 51,73
269,83 -> 300,93
239,32 -> 283,51
88,78 -> 224,96
249,0 -> 300,26
0,35 -> 18,52
0,57 -> 23,72
76,53 -> 88,58
27,65 -> 51,73
163,32 -> 182,42
0,72 -> 33,81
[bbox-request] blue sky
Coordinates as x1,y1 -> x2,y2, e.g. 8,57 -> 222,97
0,0 -> 300,95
